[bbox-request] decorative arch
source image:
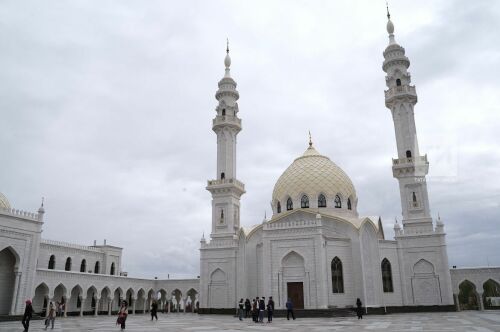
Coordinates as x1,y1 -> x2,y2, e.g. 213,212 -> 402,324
53,283 -> 67,306
0,247 -> 18,314
282,251 -> 305,267
331,256 -> 344,293
110,262 -> 115,275
94,261 -> 100,274
65,257 -> 72,271
334,194 -> 342,208
80,259 -> 86,273
48,255 -> 56,270
126,288 -> 135,308
413,259 -> 435,274
85,285 -> 98,311
33,283 -> 49,314
69,285 -> 83,311
458,280 -> 479,310
286,197 -> 293,211
318,194 -> 326,208
381,258 -> 393,292
210,268 -> 226,282
300,195 -> 309,208
482,279 -> 500,309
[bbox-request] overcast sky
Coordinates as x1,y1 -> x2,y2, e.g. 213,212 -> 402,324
1,0 -> 499,279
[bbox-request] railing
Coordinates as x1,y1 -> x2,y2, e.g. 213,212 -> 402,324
212,115 -> 241,127
0,207 -> 39,220
41,239 -> 103,252
207,178 -> 245,189
392,155 -> 428,165
201,239 -> 238,249
384,85 -> 416,99
264,219 -> 320,230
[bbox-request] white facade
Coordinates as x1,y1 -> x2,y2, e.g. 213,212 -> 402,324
200,14 -> 456,310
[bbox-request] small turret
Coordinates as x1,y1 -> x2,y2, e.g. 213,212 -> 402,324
37,197 -> 45,222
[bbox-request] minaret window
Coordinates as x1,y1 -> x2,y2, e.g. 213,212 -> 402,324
301,195 -> 309,208
277,201 -> 281,213
65,257 -> 72,271
331,256 -> 344,293
347,198 -> 352,210
334,195 -> 342,208
412,192 -> 417,202
220,172 -> 225,180
381,258 -> 394,292
406,150 -> 412,158
220,209 -> 224,223
286,197 -> 293,211
222,109 -> 226,116
80,259 -> 86,273
396,78 -> 402,86
48,255 -> 55,270
318,194 -> 326,208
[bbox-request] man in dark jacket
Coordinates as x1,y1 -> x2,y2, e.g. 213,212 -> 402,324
22,299 -> 34,332
267,296 -> 274,323
286,298 -> 295,320
244,299 -> 251,318
258,297 -> 265,322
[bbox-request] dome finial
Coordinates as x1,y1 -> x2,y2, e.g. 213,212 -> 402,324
386,2 -> 396,43
308,130 -> 313,148
386,1 -> 390,19
224,38 -> 231,76
226,38 -> 229,54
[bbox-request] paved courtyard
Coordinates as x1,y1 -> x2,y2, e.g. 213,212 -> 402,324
3,311 -> 500,332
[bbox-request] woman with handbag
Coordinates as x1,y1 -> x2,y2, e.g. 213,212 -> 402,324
44,302 -> 56,330
116,301 -> 128,331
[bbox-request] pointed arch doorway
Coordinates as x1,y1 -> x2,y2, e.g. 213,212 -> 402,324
282,251 -> 306,309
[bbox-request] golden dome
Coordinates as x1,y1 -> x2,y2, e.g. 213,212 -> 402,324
0,192 -> 11,210
272,144 -> 357,215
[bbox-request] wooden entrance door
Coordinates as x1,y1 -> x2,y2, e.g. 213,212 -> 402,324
287,282 -> 304,309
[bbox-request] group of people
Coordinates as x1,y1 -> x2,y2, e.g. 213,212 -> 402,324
21,300 -> 57,332
238,296 -> 276,323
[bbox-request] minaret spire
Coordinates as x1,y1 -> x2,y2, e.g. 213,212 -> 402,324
308,130 -> 313,147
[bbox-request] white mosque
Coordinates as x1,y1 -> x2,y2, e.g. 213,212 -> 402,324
0,11 -> 498,317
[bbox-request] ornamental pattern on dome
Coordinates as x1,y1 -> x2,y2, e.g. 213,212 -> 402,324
272,145 -> 357,212
0,192 -> 11,209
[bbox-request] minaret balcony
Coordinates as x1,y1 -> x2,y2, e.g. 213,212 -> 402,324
384,85 -> 417,101
392,154 -> 427,166
212,115 -> 242,129
206,178 -> 245,195
392,155 -> 429,178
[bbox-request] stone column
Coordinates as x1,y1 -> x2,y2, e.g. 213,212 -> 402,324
9,271 -> 22,315
94,297 -> 100,316
79,297 -> 85,317
478,292 -> 485,311
132,298 -> 136,314
108,299 -> 112,316
64,297 -> 70,317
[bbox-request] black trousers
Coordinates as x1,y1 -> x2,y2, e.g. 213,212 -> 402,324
267,311 -> 273,322
287,309 -> 295,320
22,317 -> 30,331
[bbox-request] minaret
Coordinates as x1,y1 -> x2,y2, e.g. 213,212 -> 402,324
383,9 -> 433,234
206,41 -> 245,240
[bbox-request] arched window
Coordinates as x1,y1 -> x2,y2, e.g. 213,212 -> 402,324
65,257 -> 72,271
222,109 -> 226,116
396,78 -> 401,86
94,261 -> 100,274
381,258 -> 394,292
220,209 -> 224,223
318,194 -> 326,208
80,259 -> 86,273
406,150 -> 412,158
301,195 -> 309,208
286,197 -> 293,211
347,198 -> 352,210
277,201 -> 281,213
412,192 -> 417,203
220,172 -> 225,180
48,255 -> 56,270
110,262 -> 115,275
334,195 -> 342,208
331,257 -> 344,293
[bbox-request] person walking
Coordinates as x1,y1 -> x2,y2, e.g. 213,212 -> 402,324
244,298 -> 251,318
150,300 -> 158,321
44,302 -> 56,330
286,298 -> 295,320
266,296 -> 274,323
238,299 -> 244,321
356,298 -> 363,319
21,299 -> 34,332
258,297 -> 265,323
117,301 -> 128,331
